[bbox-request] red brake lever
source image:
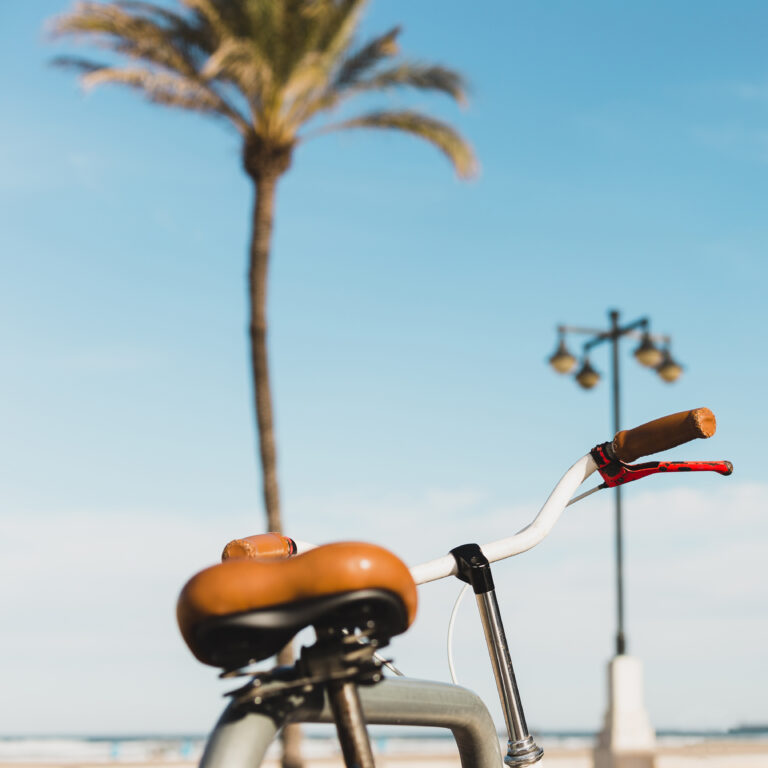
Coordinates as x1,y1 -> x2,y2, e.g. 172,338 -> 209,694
590,443 -> 733,489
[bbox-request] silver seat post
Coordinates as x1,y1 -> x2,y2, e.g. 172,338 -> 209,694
450,545 -> 544,767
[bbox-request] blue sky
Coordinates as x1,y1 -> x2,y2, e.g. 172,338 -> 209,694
1,0 -> 767,736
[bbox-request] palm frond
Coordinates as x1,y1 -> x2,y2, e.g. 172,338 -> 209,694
178,0 -> 229,41
113,1 -> 189,29
334,26 -> 400,88
351,63 -> 468,104
113,1 -> 214,60
51,2 -> 197,76
313,109 -> 477,178
51,55 -> 107,73
281,1 -> 365,92
312,0 -> 368,67
293,41 -> 467,132
280,0 -> 368,76
50,1 -> 477,176
201,37 -> 273,103
81,66 -> 240,119
52,1 -> 249,132
274,0 -> 369,139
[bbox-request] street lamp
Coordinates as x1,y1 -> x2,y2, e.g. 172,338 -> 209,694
575,357 -> 601,389
548,336 -> 577,374
633,331 -> 664,368
548,309 -> 684,655
548,309 -> 684,768
656,347 -> 684,382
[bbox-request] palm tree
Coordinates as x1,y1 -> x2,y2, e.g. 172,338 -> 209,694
50,2 -> 475,765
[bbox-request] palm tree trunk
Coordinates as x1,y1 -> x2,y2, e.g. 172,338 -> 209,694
248,170 -> 303,768
249,170 -> 281,532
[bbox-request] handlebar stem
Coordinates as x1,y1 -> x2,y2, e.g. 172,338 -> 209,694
450,545 -> 543,766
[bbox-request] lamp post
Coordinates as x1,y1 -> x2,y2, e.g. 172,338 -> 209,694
549,309 -> 682,654
548,309 -> 683,768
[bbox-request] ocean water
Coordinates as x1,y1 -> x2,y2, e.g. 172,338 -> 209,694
0,737 -> 206,764
1,729 -> 765,763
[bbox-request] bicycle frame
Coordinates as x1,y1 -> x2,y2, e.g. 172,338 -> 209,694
195,434 -> 732,768
197,455 -> 599,768
201,678 -> 503,768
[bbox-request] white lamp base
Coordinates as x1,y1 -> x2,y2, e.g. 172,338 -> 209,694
593,655 -> 656,768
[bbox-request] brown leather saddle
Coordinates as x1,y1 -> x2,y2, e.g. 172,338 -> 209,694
177,537 -> 418,670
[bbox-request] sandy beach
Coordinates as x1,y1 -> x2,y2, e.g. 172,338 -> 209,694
254,740 -> 768,767
2,740 -> 767,768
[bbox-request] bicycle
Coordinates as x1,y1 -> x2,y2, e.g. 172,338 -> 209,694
176,407 -> 732,768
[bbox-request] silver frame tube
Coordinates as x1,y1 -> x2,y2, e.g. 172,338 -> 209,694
476,590 -> 530,740
475,590 -> 543,765
200,678 -> 502,768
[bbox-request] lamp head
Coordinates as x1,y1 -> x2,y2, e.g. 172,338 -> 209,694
657,348 -> 683,383
634,331 -> 663,367
575,358 -> 601,389
549,338 -> 577,374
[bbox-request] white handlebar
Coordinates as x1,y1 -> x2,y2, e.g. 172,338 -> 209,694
291,454 -> 598,586
409,454 -> 598,585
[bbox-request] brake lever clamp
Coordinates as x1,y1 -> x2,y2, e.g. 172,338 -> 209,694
590,442 -> 733,489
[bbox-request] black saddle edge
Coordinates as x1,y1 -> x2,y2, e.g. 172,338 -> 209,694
192,588 -> 408,669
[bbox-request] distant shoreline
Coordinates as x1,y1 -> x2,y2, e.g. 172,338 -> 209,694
2,734 -> 768,768
3,729 -> 767,740
2,741 -> 768,768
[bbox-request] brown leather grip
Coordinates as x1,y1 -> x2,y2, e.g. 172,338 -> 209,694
612,408 -> 716,463
222,532 -> 296,561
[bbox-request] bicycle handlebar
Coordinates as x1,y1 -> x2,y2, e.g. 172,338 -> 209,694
411,406 -> 724,585
611,407 -> 716,463
256,408 -> 726,588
